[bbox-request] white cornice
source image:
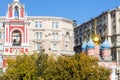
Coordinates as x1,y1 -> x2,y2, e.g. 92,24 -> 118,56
27,16 -> 74,23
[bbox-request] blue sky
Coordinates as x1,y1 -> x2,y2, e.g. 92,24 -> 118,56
0,0 -> 120,24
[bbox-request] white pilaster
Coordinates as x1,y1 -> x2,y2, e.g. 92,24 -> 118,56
107,12 -> 112,47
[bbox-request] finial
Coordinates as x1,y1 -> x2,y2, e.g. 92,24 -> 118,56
94,19 -> 97,34
92,18 -> 101,45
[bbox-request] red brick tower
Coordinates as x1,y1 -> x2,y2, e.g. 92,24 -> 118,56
3,0 -> 30,70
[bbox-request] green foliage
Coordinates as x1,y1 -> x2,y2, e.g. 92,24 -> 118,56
1,53 -> 111,80
2,54 -> 38,80
42,54 -> 111,80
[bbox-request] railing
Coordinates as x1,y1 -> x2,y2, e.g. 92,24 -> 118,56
12,42 -> 21,46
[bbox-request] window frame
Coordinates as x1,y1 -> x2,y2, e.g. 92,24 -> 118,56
52,22 -> 58,28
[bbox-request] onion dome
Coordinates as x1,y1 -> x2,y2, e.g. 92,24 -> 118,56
101,39 -> 110,49
92,19 -> 101,45
92,33 -> 101,45
87,38 -> 95,49
81,40 -> 87,51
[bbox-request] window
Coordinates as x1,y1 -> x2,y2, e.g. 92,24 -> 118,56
36,44 -> 41,51
65,32 -> 70,42
12,30 -> 21,46
79,37 -> 82,44
3,32 -> 5,39
52,44 -> 57,50
0,32 -> 2,39
52,33 -> 55,39
75,39 -> 78,45
35,32 -> 39,39
14,6 -> 19,18
0,23 -> 3,28
112,26 -> 116,34
35,21 -> 42,28
39,32 -> 42,39
55,33 -> 58,40
52,22 -> 58,28
0,44 -> 3,50
52,33 -> 58,40
35,32 -> 42,39
35,21 -> 38,28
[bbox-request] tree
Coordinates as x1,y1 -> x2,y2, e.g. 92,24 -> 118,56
2,54 -> 38,80
1,53 -> 111,80
42,53 -> 111,80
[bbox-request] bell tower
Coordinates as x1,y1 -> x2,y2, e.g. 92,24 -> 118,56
3,0 -> 30,69
7,0 -> 25,19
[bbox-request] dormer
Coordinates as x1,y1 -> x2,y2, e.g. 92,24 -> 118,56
7,0 -> 25,19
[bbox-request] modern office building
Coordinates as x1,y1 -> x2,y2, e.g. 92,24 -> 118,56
74,7 -> 120,63
0,0 -> 75,70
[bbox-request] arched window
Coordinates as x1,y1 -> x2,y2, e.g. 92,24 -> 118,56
12,30 -> 21,46
14,6 -> 19,18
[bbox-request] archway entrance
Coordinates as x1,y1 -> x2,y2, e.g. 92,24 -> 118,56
12,30 -> 21,46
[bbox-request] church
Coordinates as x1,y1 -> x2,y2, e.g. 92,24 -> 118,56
0,0 -> 74,72
81,20 -> 117,80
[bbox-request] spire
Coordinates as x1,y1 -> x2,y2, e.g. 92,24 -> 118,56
92,19 -> 101,45
14,0 -> 19,1
94,19 -> 97,34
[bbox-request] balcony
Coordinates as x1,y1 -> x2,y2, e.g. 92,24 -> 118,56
12,42 -> 21,46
